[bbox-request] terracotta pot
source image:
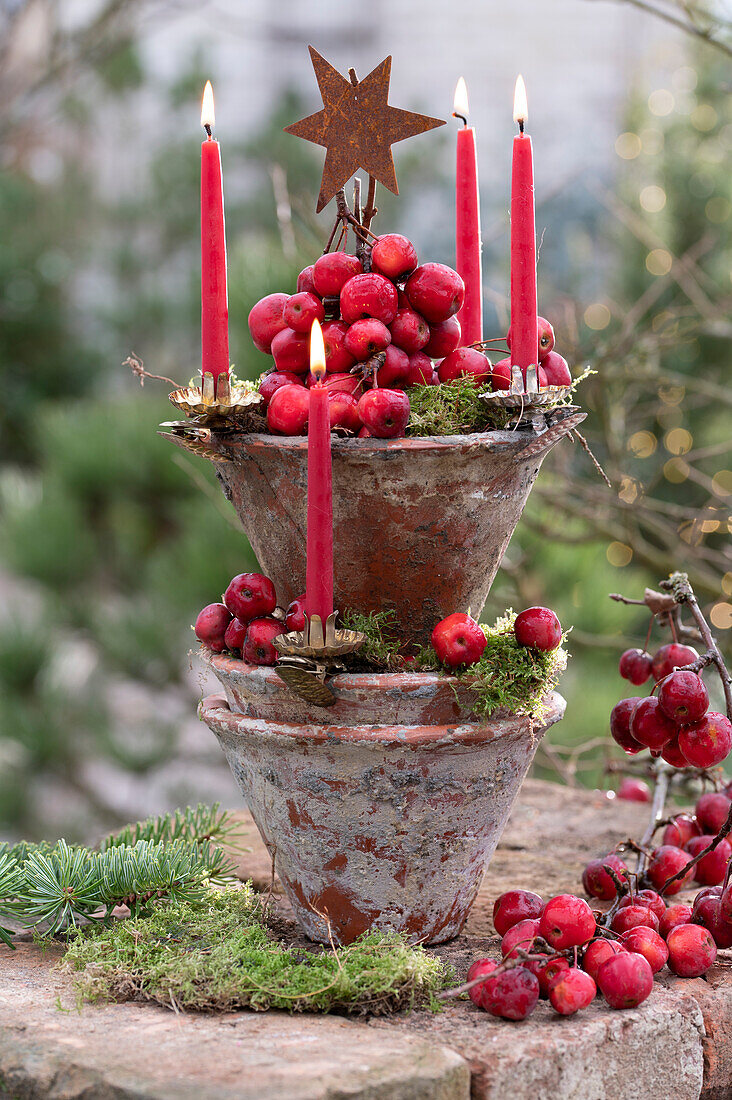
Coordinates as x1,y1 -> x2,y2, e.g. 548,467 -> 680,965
199,657 -> 565,946
211,413 -> 581,647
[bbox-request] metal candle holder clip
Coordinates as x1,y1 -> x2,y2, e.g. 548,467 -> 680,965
273,612 -> 366,707
169,371 -> 263,427
480,362 -> 572,431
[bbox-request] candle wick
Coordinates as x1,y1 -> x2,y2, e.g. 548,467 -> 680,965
204,123 -> 212,138
452,111 -> 468,127
518,119 -> 525,135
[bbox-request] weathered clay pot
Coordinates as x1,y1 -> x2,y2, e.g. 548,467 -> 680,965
199,655 -> 565,946
211,412 -> 581,647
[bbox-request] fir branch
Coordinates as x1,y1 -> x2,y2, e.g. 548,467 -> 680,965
101,802 -> 244,855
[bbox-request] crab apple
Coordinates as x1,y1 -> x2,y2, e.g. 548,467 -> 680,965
490,357 -> 513,390
493,890 -> 544,936
582,854 -> 629,900
660,904 -> 693,938
389,307 -> 429,354
652,642 -> 700,682
271,327 -> 310,374
617,777 -> 651,802
534,956 -> 570,997
583,939 -> 625,983
431,612 -> 487,669
423,316 -> 461,358
466,958 -> 498,1007
223,616 -> 248,654
224,572 -> 277,623
514,607 -> 562,651
696,792 -> 732,834
375,345 -> 410,387
308,372 -> 364,397
357,388 -> 410,439
666,923 -> 717,977
283,291 -> 325,334
358,426 -> 372,438
296,265 -> 317,294
658,670 -> 709,724
312,251 -> 362,296
248,292 -> 288,353
619,648 -> 653,686
501,918 -> 541,959
241,617 -> 282,667
405,263 -> 465,323
619,890 -> 666,923
647,845 -> 694,895
666,840 -> 696,890
620,927 -> 669,973
507,316 -> 555,361
285,595 -> 306,632
340,272 -> 398,326
267,383 -> 310,435
692,894 -> 732,948
611,905 -> 660,935
662,734 -> 689,769
327,391 -> 361,432
481,966 -> 540,1020
610,697 -> 644,755
549,968 -> 596,1015
597,951 -> 653,1009
541,351 -> 572,388
259,371 -> 304,407
679,713 -> 732,769
321,320 -> 357,373
629,697 -> 676,752
721,881 -> 732,924
405,351 -> 435,385
686,836 -> 732,885
344,318 -> 391,361
540,894 -> 596,949
194,603 -> 232,653
371,233 -> 418,281
438,347 -> 492,386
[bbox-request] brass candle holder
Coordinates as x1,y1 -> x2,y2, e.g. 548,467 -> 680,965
273,612 -> 366,707
169,371 -> 262,427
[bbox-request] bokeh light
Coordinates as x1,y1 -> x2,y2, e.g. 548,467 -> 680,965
628,431 -> 657,457
710,603 -> 732,630
584,302 -> 611,330
646,248 -> 673,276
664,428 -> 693,455
615,132 -> 642,159
607,542 -> 633,567
648,89 -> 674,116
640,185 -> 666,212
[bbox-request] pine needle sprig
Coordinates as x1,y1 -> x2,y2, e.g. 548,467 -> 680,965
101,802 -> 243,855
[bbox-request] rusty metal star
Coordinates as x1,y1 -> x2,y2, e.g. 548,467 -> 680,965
285,47 -> 445,213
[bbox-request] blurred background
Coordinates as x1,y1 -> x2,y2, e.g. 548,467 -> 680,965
0,0 -> 729,840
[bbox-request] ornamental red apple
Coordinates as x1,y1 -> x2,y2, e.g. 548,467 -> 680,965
376,345 -> 410,387
696,791 -> 732,833
267,383 -> 310,435
661,734 -> 689,768
224,572 -> 277,622
629,697 -> 676,751
514,607 -> 562,651
490,357 -> 513,390
597,951 -> 653,1009
405,351 -> 435,385
610,697 -> 644,754
327,391 -> 361,432
271,327 -> 310,374
423,316 -> 461,358
437,347 -> 492,385
283,291 -> 325,333
259,371 -> 304,407
619,648 -> 653,686
312,251 -> 362,296
405,263 -> 465,323
539,351 -> 571,387
507,316 -> 555,361
340,272 -> 398,325
248,292 -> 288,354
658,670 -> 709,725
296,265 -> 317,294
652,642 -> 699,681
371,233 -> 418,281
241,617 -> 283,666
285,594 -> 307,632
194,602 -> 232,653
431,612 -> 487,669
678,712 -> 732,768
307,372 -> 363,397
224,616 -> 247,653
357,388 -> 410,438
389,307 -> 429,354
322,320 -> 357,373
344,318 -> 391,360
617,777 -> 651,802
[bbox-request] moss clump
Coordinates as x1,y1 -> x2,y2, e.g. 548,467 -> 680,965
341,608 -> 405,671
62,885 -> 452,1016
406,378 -> 499,436
417,611 -> 567,720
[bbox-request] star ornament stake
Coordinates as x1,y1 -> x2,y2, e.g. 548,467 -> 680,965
285,47 -> 445,213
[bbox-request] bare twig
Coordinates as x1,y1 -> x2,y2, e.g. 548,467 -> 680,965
124,353 -> 178,390
589,0 -> 732,58
660,572 -> 732,721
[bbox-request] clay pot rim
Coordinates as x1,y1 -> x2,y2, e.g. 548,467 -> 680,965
207,650 -> 477,689
200,689 -> 566,747
216,429 -> 531,455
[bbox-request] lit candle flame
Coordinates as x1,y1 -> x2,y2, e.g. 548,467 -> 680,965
201,81 -> 215,130
513,75 -> 528,125
453,77 -> 469,121
310,318 -> 326,382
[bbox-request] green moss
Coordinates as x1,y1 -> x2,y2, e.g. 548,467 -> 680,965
62,885 -> 452,1016
341,608 -> 405,671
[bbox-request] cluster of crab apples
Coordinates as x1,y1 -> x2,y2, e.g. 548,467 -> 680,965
431,606 -> 562,667
247,232 -> 572,438
194,572 -> 305,666
610,642 -> 732,770
467,867 -> 723,1021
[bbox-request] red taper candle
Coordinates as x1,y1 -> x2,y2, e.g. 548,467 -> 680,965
305,319 -> 334,625
453,78 -> 482,347
200,81 -> 230,385
509,75 -> 538,371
